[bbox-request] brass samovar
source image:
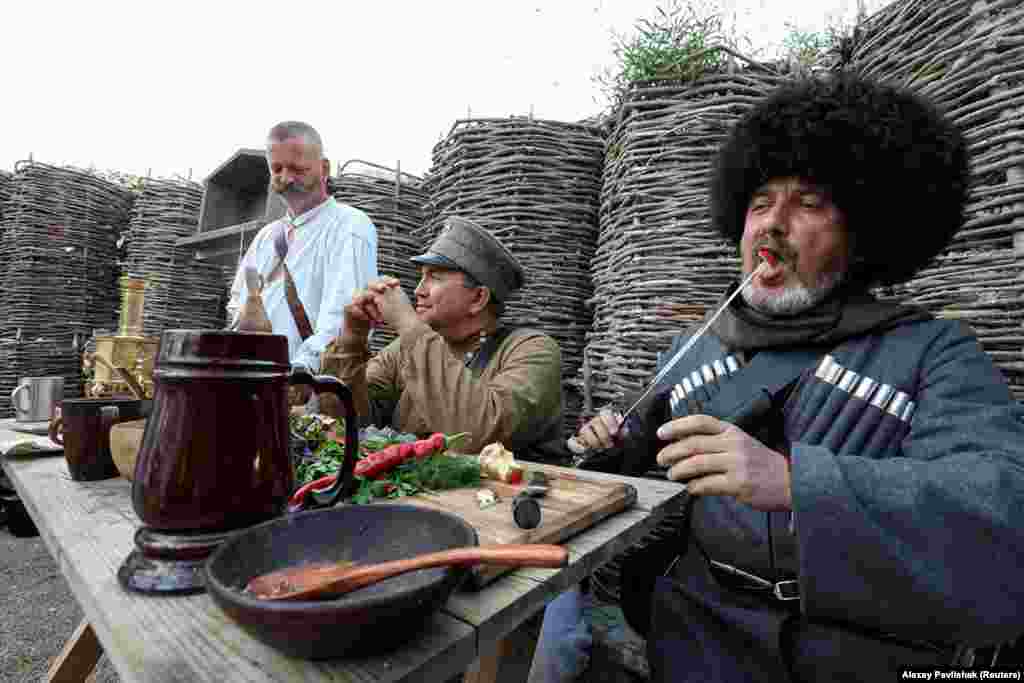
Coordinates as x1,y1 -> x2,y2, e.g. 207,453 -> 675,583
85,276 -> 158,399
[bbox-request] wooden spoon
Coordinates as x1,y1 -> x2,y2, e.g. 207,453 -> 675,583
245,543 -> 568,601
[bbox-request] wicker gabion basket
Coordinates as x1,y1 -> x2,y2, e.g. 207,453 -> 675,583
121,177 -> 229,336
852,0 -> 1024,400
0,162 -> 133,417
579,70 -> 787,415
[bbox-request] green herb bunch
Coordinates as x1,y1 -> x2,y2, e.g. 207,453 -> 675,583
351,454 -> 482,505
290,413 -> 345,486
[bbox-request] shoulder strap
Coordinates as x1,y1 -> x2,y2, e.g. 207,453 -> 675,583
273,225 -> 314,342
702,347 -> 825,429
467,326 -> 516,373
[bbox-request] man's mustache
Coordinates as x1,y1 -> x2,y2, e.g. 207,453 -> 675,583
272,179 -> 313,195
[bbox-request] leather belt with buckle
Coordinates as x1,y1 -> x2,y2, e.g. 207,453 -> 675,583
708,559 -> 801,601
706,559 -> 975,660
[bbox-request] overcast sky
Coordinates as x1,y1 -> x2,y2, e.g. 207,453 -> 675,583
1,0 -> 891,182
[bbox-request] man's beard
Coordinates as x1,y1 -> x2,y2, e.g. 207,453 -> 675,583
741,267 -> 845,315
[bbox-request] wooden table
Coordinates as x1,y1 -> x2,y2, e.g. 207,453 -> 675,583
0,420 -> 687,683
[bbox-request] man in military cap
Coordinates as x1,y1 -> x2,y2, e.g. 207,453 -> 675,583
325,216 -> 564,455
531,73 -> 1024,682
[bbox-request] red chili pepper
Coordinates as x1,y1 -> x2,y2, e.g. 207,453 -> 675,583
288,474 -> 336,509
413,439 -> 436,459
355,443 -> 404,478
432,432 -> 469,453
353,432 -> 472,478
758,248 -> 778,266
430,433 -> 446,452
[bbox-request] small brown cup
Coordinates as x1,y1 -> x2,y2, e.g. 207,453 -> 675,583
49,398 -> 150,481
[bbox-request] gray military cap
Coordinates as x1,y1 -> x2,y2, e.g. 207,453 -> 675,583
411,216 -> 526,302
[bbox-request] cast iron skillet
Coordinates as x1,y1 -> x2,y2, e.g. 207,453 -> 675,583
206,369 -> 477,659
204,503 -> 479,659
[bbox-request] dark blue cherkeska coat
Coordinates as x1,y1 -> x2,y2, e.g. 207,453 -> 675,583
636,317 -> 1024,681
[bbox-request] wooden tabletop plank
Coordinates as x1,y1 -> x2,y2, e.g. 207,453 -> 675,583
445,571 -> 566,648
1,449 -> 477,683
0,421 -> 688,683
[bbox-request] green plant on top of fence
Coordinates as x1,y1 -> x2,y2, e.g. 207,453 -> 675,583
780,23 -> 830,71
594,0 -> 741,108
778,19 -> 860,73
621,2 -> 727,82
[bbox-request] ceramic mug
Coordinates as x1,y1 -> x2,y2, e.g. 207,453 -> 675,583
49,398 -> 150,481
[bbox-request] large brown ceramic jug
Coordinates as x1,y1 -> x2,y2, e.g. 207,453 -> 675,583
132,330 -> 289,530
132,329 -> 357,530
120,330 -> 358,594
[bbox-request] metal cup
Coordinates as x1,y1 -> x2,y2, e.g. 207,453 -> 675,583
10,376 -> 64,423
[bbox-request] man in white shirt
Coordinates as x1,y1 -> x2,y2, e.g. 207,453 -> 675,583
227,121 -> 379,387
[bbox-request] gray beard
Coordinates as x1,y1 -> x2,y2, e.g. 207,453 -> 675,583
741,268 -> 845,315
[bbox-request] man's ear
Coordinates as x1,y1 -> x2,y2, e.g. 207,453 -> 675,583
321,158 -> 331,178
469,286 -> 492,316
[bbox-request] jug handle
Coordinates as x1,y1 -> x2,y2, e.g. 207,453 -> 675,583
287,366 -> 359,510
48,413 -> 64,445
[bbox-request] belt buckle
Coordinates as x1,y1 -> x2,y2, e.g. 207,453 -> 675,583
773,580 -> 800,601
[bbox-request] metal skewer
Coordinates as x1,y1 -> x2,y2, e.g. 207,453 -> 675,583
568,259 -> 768,456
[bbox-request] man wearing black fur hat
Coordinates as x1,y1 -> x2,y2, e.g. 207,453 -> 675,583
529,74 -> 1024,682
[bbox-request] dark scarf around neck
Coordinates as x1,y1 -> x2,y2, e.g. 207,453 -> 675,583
708,280 -> 932,353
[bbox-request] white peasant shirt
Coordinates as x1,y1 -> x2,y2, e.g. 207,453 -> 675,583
227,197 -> 378,372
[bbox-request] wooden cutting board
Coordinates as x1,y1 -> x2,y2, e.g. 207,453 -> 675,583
381,462 -> 637,588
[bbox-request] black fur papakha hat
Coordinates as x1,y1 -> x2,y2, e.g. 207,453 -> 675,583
710,73 -> 969,286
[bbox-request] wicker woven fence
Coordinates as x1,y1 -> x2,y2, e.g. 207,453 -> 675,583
329,160 -> 428,355
122,177 -> 230,337
418,117 -> 606,435
0,170 -> 10,281
0,169 -> 11,215
0,162 -> 134,417
579,70 -> 787,413
852,0 -> 1024,399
